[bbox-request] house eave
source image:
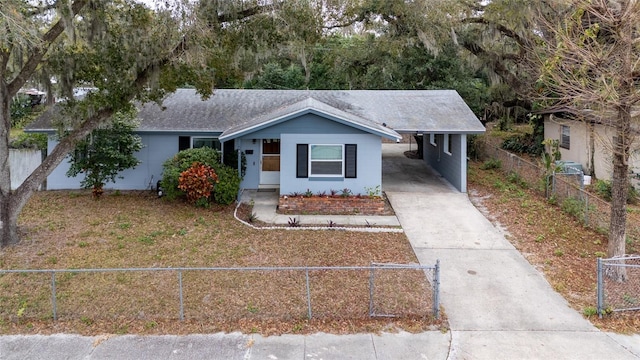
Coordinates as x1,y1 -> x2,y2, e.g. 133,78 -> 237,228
219,107 -> 402,142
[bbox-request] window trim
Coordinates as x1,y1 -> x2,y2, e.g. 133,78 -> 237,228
309,144 -> 344,178
429,133 -> 437,146
192,137 -> 221,151
560,125 -> 570,149
444,134 -> 452,155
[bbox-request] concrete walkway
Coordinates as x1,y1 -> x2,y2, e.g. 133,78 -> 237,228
0,331 -> 451,360
2,143 -> 639,359
241,189 -> 401,227
382,143 -> 640,359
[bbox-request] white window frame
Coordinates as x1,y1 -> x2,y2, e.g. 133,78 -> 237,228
430,133 -> 437,146
192,137 -> 221,151
444,134 -> 452,155
560,125 -> 570,149
309,144 -> 344,177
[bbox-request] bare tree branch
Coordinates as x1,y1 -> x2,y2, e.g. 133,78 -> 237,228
7,0 -> 89,97
462,17 -> 527,48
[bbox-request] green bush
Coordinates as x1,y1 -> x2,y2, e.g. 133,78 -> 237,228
212,165 -> 242,205
592,179 -> 612,201
561,197 -> 587,221
161,147 -> 241,205
10,95 -> 33,126
10,132 -> 47,150
480,158 -> 501,170
591,179 -> 638,204
501,133 -> 544,156
507,171 -> 527,188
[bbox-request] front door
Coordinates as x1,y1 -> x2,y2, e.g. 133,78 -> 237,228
260,139 -> 280,186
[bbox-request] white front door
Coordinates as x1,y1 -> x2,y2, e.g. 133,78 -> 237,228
260,139 -> 280,186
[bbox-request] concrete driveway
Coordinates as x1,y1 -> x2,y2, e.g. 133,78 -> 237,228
382,143 -> 640,359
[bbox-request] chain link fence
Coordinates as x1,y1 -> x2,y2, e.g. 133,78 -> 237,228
597,256 -> 640,316
478,143 -> 639,244
0,263 -> 439,323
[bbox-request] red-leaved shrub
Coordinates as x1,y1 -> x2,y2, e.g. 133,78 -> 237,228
178,162 -> 219,206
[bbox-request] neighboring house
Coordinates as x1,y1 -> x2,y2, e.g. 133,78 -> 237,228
544,113 -> 640,180
26,89 -> 484,194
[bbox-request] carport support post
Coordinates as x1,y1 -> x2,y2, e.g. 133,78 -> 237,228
433,260 -> 440,319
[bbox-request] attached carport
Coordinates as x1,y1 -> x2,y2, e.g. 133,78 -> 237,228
377,90 -> 485,192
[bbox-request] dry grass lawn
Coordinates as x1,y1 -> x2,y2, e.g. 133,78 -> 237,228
468,162 -> 640,334
0,190 -> 443,335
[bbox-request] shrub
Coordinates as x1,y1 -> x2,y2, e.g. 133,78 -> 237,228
507,171 -> 527,188
178,162 -> 219,206
10,132 -> 47,150
561,198 -> 586,220
162,147 -> 241,205
591,179 -> 638,204
583,306 -> 597,317
212,165 -> 242,205
501,133 -> 544,156
480,158 -> 501,170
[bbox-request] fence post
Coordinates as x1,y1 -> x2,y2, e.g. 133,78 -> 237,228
178,270 -> 184,321
51,271 -> 57,321
369,265 -> 375,316
597,258 -> 604,318
584,195 -> 590,226
433,260 -> 440,319
305,268 -> 312,319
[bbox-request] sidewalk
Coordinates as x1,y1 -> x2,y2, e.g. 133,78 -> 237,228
0,331 -> 451,360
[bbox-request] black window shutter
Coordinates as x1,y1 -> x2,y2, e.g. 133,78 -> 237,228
296,144 -> 308,178
345,144 -> 357,178
179,136 -> 191,151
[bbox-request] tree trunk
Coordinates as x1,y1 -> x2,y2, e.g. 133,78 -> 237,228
587,121 -> 595,177
0,80 -> 20,246
608,128 -> 629,281
607,108 -> 631,282
606,8 -> 635,281
0,196 -> 20,247
0,104 -> 114,247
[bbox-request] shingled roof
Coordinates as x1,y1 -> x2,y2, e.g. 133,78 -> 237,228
27,89 -> 484,135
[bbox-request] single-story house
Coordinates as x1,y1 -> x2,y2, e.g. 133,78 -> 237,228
26,89 -> 484,194
544,112 -> 640,180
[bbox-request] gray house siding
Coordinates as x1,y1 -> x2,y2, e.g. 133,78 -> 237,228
280,133 -> 381,195
239,113 -> 363,140
423,133 -> 467,192
45,132 -> 218,190
234,113 -> 383,193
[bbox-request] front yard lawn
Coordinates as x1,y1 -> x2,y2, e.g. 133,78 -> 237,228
0,190 -> 443,335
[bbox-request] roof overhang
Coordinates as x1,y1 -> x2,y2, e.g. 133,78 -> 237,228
219,98 -> 402,142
